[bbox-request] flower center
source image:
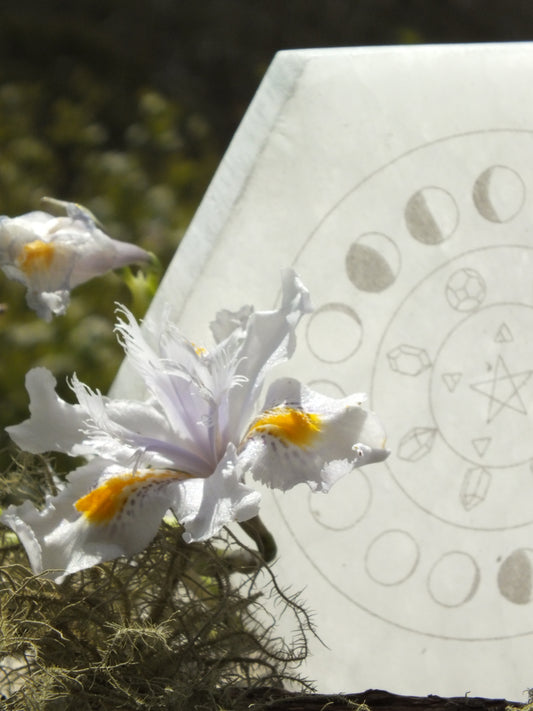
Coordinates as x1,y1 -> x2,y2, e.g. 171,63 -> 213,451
17,240 -> 56,275
75,470 -> 191,525
246,406 -> 322,447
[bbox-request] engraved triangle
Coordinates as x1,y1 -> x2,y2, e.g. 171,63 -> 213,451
442,372 -> 462,392
495,323 -> 513,343
472,437 -> 491,457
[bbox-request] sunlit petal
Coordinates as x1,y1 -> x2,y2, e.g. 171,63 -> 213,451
6,368 -> 89,456
222,270 -> 312,440
0,459 -> 106,581
174,444 -> 261,543
240,377 -> 389,492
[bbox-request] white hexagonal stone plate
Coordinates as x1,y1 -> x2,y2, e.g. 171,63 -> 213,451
114,44 -> 533,701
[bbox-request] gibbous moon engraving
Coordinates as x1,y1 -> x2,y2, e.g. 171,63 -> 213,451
405,186 -> 459,245
498,548 -> 533,604
473,165 -> 525,223
306,302 -> 363,363
428,551 -> 480,607
346,232 -> 400,292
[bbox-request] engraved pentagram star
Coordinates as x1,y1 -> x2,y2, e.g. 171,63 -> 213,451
470,355 -> 533,424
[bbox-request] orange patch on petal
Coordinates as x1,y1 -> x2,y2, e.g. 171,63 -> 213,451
247,407 -> 322,448
17,240 -> 56,275
75,470 -> 191,525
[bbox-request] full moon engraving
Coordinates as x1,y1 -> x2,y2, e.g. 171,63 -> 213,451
365,530 -> 419,586
305,302 -> 363,363
428,551 -> 480,607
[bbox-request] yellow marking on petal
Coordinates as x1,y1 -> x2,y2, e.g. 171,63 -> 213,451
192,342 -> 207,356
75,470 -> 192,525
247,407 -> 322,448
17,240 -> 56,275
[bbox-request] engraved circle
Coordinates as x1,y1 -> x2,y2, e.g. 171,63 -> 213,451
365,529 -> 419,586
306,302 -> 363,363
308,468 -> 371,531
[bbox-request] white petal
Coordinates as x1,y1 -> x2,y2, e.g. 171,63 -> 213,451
69,374 -> 210,474
7,368 -> 88,455
68,233 -> 150,288
115,306 -> 212,450
2,452 -> 260,581
223,270 -> 312,439
210,304 -> 253,343
0,212 -> 51,257
0,459 -> 104,580
26,289 -> 70,321
174,444 -> 261,543
240,377 -> 389,492
2,462 -> 183,581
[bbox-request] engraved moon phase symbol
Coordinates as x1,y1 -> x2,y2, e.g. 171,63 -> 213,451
473,165 -> 525,223
345,232 -> 400,292
308,468 -> 371,531
428,551 -> 480,607
365,530 -> 420,586
405,186 -> 459,244
305,302 -> 363,363
498,548 -> 533,604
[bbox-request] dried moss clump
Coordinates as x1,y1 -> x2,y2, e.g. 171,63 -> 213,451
0,453 -> 315,710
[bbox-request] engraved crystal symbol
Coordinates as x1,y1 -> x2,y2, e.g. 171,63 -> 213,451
387,344 -> 431,376
460,467 -> 491,511
470,355 -> 533,423
398,427 -> 437,462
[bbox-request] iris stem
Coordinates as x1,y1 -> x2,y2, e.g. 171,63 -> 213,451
238,516 -> 277,563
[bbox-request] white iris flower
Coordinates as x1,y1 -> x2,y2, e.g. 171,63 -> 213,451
0,199 -> 151,321
1,271 -> 389,582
